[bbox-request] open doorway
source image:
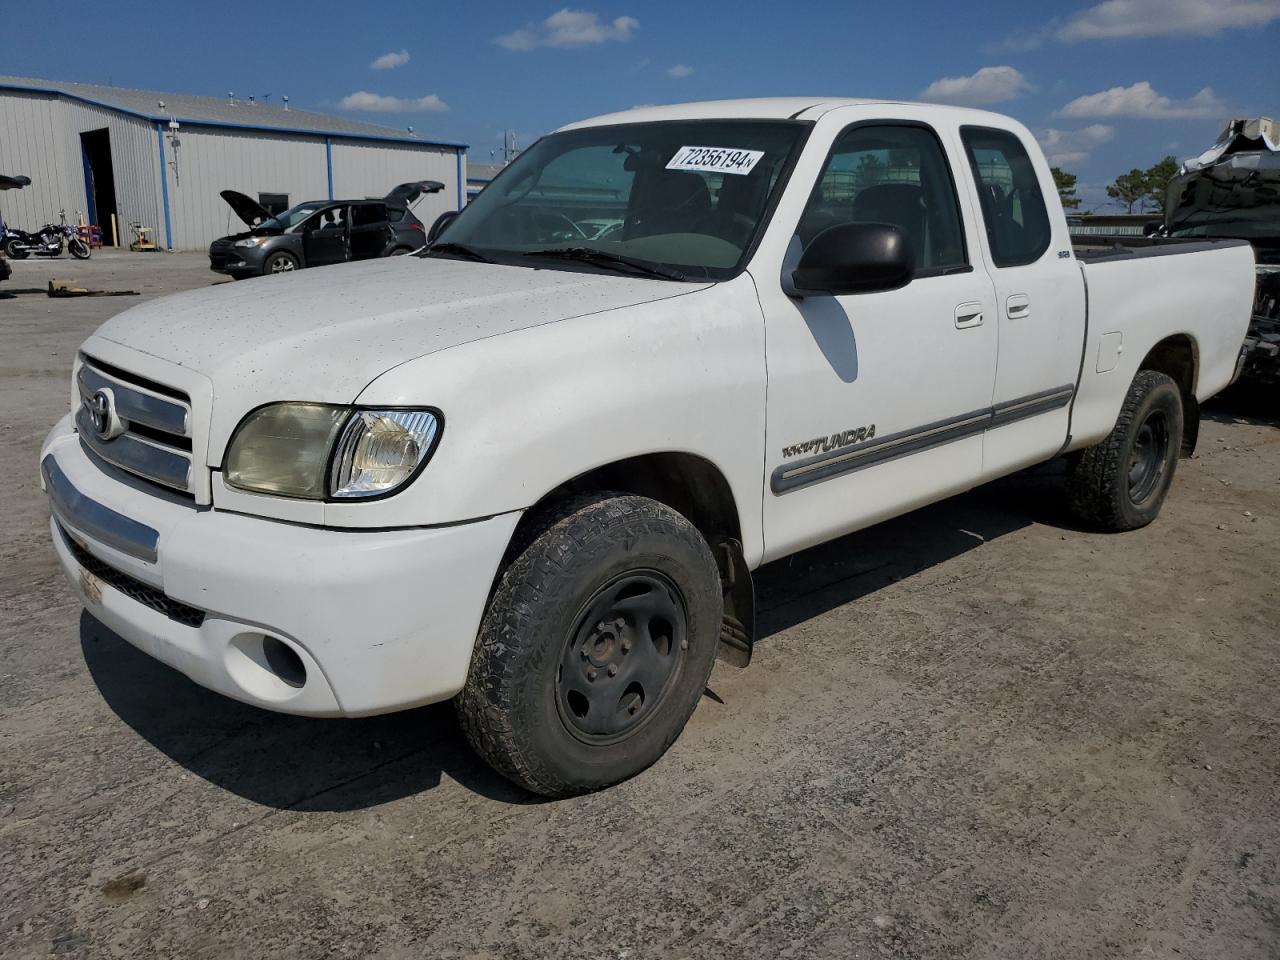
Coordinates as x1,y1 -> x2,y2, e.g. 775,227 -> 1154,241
80,128 -> 118,245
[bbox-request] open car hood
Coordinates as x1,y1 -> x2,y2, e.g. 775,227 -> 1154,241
384,180 -> 444,207
0,174 -> 31,191
1166,117 -> 1280,235
219,189 -> 271,227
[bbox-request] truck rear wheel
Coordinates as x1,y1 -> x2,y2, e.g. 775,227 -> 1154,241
457,494 -> 723,797
1067,369 -> 1184,531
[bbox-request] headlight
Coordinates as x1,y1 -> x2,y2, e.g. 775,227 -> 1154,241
224,403 -> 440,500
234,237 -> 268,248
330,410 -> 440,498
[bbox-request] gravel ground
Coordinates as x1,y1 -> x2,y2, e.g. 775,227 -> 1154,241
1,251 -> 1277,959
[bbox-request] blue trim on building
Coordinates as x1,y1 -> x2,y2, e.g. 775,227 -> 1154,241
0,81 -> 469,150
325,137 -> 334,200
456,152 -> 464,210
156,125 -> 173,250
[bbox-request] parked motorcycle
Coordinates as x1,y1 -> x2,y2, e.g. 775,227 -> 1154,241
2,210 -> 91,260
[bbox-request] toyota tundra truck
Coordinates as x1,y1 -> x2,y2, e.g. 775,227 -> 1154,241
40,99 -> 1255,796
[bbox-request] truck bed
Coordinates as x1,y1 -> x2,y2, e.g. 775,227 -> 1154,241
1067,238 -> 1255,451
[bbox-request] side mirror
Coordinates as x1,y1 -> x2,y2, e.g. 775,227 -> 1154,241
788,222 -> 914,296
427,209 -> 459,243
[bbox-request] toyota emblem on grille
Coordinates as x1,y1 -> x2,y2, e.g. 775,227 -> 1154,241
84,388 -> 126,441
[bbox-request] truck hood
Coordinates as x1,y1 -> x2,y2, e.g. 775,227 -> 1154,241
93,254 -> 705,421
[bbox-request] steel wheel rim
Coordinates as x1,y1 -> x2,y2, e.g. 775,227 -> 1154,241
1127,409 -> 1169,505
271,257 -> 295,273
556,569 -> 688,744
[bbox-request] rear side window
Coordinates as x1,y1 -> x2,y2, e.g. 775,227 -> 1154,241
961,127 -> 1051,268
796,123 -> 968,276
353,203 -> 388,226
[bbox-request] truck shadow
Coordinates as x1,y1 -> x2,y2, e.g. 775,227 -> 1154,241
1202,383 -> 1280,429
80,462 -> 1076,811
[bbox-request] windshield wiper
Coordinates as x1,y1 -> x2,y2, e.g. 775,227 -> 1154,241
422,241 -> 496,263
521,247 -> 687,281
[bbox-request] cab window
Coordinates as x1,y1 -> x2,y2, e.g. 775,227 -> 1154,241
961,127 -> 1051,268
796,123 -> 968,276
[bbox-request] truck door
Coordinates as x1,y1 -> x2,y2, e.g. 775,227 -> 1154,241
958,126 -> 1087,478
302,205 -> 350,268
758,120 -> 999,561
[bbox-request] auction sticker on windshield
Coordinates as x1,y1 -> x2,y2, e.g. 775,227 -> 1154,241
667,146 -> 764,176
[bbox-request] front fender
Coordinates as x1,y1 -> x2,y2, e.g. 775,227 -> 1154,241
333,273 -> 769,567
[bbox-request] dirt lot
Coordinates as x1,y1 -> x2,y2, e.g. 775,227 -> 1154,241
1,251 -> 1277,959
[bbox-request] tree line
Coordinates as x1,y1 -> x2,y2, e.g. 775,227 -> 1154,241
1051,157 -> 1181,215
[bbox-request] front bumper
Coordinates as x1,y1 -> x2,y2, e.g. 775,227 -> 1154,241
41,415 -> 519,717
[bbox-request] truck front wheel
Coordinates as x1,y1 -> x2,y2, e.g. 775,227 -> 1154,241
457,494 -> 723,797
1067,369 -> 1184,531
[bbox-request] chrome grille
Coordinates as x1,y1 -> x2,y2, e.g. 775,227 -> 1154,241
76,357 -> 195,495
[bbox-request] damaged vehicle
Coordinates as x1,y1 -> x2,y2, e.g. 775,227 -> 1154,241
1159,118 -> 1280,383
0,173 -> 33,284
208,180 -> 444,279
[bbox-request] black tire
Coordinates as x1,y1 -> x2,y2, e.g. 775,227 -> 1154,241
388,246 -> 413,256
457,493 -> 723,797
262,251 -> 299,275
3,238 -> 27,259
69,238 -> 91,260
1067,370 -> 1184,531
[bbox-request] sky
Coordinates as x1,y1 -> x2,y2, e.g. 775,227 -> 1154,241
3,0 -> 1278,209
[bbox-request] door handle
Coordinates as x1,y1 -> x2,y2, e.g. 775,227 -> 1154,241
954,302 -> 984,329
1006,294 -> 1031,319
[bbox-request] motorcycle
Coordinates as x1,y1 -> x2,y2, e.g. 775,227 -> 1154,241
2,209 -> 91,260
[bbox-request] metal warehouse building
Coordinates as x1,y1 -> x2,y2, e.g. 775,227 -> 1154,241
0,75 -> 466,251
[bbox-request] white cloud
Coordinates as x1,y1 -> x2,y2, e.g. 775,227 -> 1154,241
920,66 -> 1033,106
1037,125 -> 1115,166
370,49 -> 410,70
1057,0 -> 1280,41
1057,81 -> 1226,119
667,64 -> 694,79
338,91 -> 449,113
496,9 -> 639,50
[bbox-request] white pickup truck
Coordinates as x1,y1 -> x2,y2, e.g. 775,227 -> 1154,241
41,99 -> 1254,796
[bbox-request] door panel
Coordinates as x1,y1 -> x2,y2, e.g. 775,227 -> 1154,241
302,205 -> 349,267
959,126 -> 1086,477
758,121 -> 998,562
350,202 -> 393,260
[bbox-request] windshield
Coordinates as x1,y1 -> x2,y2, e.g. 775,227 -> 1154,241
433,120 -> 809,280
259,202 -> 326,232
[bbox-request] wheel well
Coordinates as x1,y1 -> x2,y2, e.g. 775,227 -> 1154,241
1140,334 -> 1200,457
507,453 -> 755,666
535,453 -> 741,543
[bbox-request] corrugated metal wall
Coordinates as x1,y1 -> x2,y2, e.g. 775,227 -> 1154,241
163,127 -> 329,251
330,139 -> 460,234
60,99 -> 162,246
0,90 -> 159,245
2,88 -> 464,252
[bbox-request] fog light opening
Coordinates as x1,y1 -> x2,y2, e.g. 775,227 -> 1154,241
262,635 -> 306,688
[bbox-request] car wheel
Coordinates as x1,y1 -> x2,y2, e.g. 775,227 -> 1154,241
263,252 -> 299,275
1067,369 -> 1184,531
457,493 -> 723,797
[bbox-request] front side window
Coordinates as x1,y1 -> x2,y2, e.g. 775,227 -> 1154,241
795,123 -> 968,276
435,120 -> 809,280
961,127 -> 1051,268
